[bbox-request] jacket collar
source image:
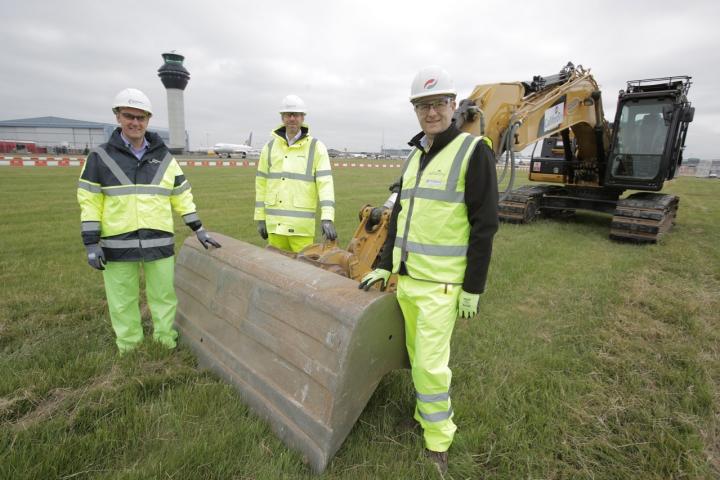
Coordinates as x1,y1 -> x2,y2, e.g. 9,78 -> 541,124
109,127 -> 166,154
408,124 -> 462,155
273,124 -> 309,146
119,131 -> 149,152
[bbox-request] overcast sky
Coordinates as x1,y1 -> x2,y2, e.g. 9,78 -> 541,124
1,0 -> 718,157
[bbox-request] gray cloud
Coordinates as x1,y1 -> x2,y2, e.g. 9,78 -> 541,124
1,0 -> 717,157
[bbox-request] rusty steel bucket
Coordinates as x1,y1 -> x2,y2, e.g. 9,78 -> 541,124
174,233 -> 408,472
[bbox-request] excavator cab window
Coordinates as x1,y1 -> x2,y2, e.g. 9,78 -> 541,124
608,99 -> 671,181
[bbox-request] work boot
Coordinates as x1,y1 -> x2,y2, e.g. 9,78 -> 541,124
424,449 -> 448,475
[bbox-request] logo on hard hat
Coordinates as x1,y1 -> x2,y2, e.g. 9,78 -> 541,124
424,78 -> 437,90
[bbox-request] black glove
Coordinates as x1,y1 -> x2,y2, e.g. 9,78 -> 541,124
321,220 -> 337,241
257,220 -> 268,240
195,227 -> 222,249
85,243 -> 106,270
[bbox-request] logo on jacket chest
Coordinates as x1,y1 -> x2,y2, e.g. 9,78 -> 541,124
422,168 -> 447,187
272,154 -> 306,170
147,158 -> 162,164
285,154 -> 306,160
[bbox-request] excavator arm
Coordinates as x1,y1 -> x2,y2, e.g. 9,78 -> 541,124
294,187 -> 399,289
454,62 -> 612,188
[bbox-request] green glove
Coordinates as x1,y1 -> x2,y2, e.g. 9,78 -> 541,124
358,269 -> 391,291
458,290 -> 480,318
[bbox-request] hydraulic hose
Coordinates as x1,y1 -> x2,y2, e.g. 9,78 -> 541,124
497,120 -> 520,202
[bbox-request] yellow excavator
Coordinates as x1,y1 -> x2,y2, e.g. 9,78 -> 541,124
455,62 -> 694,242
173,63 -> 694,472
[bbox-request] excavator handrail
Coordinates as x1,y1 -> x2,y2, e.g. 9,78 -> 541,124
626,75 -> 692,88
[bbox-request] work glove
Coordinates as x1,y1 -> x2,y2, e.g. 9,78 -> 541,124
195,227 -> 222,249
458,290 -> 480,319
321,220 -> 337,241
358,268 -> 391,291
256,220 -> 268,240
85,243 -> 106,270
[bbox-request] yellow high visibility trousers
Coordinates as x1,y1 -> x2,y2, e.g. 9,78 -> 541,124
268,233 -> 314,253
396,275 -> 460,452
102,256 -> 178,352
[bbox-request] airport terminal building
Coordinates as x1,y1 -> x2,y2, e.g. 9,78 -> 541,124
0,116 -> 169,153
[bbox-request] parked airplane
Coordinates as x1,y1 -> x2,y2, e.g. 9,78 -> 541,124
213,132 -> 253,158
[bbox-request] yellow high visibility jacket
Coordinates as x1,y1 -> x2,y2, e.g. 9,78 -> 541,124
254,125 -> 335,237
77,129 -> 201,261
392,133 -> 481,284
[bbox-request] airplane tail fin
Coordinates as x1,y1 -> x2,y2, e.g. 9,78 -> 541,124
245,132 -> 253,147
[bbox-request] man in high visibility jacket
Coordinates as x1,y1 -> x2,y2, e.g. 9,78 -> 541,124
359,66 -> 499,474
77,88 -> 221,353
254,94 -> 336,252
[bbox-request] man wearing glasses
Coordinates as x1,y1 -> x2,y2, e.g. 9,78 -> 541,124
77,88 -> 221,353
254,94 -> 336,252
359,66 -> 499,474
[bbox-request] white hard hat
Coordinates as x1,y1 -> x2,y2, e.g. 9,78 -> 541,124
112,88 -> 153,115
280,94 -> 307,114
409,65 -> 457,102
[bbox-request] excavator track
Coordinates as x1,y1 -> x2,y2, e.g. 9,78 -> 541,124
610,192 -> 679,243
498,185 -> 551,223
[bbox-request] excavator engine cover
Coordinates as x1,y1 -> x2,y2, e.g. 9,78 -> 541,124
174,233 -> 409,472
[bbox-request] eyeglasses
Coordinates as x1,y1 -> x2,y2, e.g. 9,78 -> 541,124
120,112 -> 150,122
413,98 -> 452,114
281,112 -> 304,118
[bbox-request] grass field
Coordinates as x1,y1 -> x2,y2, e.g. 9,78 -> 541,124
1,166 -> 719,479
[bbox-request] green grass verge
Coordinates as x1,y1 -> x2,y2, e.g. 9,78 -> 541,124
1,167 -> 719,479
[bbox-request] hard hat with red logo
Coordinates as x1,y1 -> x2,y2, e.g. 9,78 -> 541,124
409,65 -> 457,102
112,88 -> 153,115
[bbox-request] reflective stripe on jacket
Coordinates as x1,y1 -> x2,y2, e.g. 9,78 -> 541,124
254,125 -> 335,237
77,128 -> 199,261
392,133 -> 480,284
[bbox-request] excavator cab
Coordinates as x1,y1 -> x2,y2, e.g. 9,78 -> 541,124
605,76 -> 694,190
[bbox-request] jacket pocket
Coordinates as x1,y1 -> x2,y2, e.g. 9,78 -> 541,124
264,192 -> 278,206
293,195 -> 316,209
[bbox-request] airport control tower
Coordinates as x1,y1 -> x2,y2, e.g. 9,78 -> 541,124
157,52 -> 190,154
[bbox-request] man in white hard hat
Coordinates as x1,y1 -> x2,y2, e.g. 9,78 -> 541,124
359,66 -> 499,474
77,88 -> 221,353
254,94 -> 336,252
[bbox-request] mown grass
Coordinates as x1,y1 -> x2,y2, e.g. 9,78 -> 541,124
1,166 -> 719,479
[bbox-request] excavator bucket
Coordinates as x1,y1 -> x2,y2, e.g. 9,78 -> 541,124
174,233 -> 409,473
